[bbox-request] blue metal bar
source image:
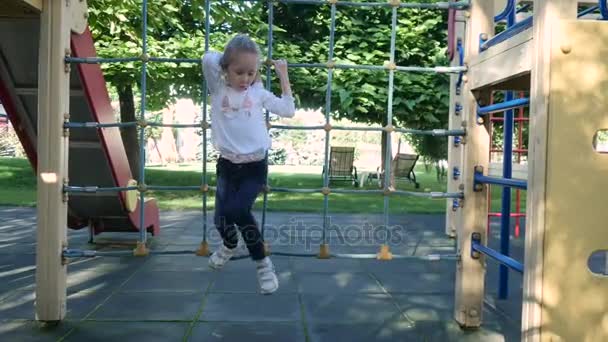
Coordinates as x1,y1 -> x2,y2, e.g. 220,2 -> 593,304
147,185 -> 202,191
270,124 -> 326,130
65,57 -> 140,64
65,57 -> 464,74
394,128 -> 466,136
270,125 -> 465,136
600,0 -> 608,19
272,251 -> 459,260
382,6 -> 399,246
62,248 -> 198,258
63,184 -> 461,198
261,0 -> 274,238
148,57 -> 201,64
321,3 -> 337,246
395,65 -> 466,74
62,248 -> 459,260
235,0 -> 470,9
64,122 -> 138,129
64,186 -> 137,193
481,16 -> 533,51
496,0 -> 516,299
293,62 -> 465,73
578,5 -> 599,18
516,3 -> 531,13
499,91 -> 514,300
146,122 -> 202,128
289,63 -> 327,68
269,187 -> 463,198
65,57 -> 201,64
494,0 -> 515,22
456,39 -> 464,91
478,98 -> 529,116
471,237 -> 523,274
139,0 -> 149,245
202,0 -> 211,247
474,172 -> 527,190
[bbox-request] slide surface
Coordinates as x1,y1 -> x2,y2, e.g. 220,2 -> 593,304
0,17 -> 159,236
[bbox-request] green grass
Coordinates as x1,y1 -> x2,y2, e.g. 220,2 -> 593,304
0,157 -> 527,214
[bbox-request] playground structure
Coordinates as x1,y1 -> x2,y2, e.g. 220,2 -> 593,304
0,1 -> 606,341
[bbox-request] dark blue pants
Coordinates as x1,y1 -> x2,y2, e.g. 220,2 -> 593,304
214,157 -> 267,260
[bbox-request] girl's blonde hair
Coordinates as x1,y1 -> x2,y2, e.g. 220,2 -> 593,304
219,34 -> 262,72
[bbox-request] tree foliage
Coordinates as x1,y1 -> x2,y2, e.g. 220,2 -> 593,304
88,0 -> 451,164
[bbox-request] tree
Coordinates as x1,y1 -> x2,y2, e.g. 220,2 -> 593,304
268,2 -> 450,170
88,0 -> 208,180
88,0 -> 450,176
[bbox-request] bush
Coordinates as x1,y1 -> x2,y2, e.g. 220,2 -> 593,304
0,126 -> 25,158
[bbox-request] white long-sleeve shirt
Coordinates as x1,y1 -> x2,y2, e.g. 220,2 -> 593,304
202,52 -> 295,163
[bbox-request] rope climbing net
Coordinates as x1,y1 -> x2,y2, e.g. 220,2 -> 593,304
62,0 -> 470,260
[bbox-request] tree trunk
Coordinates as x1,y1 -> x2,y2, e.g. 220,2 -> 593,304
380,115 -> 388,188
117,84 -> 140,182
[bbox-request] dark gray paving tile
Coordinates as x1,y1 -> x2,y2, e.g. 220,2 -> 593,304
428,319 -> 520,342
372,271 -> 455,294
141,255 -> 214,272
291,258 -> 364,273
308,321 -> 422,342
0,289 -> 111,320
89,292 -> 203,321
64,321 -> 189,342
189,322 -> 306,342
0,256 -> 36,297
0,320 -> 75,342
210,270 -> 296,294
0,242 -> 36,254
121,270 -> 213,292
361,258 -> 456,274
199,293 -> 300,322
67,257 -> 142,294
298,272 -> 384,293
217,256 -> 290,274
301,293 -> 403,324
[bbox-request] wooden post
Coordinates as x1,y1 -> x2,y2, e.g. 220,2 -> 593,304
36,0 -> 71,322
445,11 -> 466,238
453,0 -> 494,328
523,1 -> 586,341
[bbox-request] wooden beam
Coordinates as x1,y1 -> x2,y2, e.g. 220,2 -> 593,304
469,29 -> 532,91
453,0 -> 494,329
15,87 -> 85,97
539,20 -> 608,340
522,1 -> 577,341
35,0 -> 70,322
445,14 -> 466,237
0,0 -> 42,17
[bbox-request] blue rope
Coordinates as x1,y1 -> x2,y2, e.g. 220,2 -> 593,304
138,0 -> 149,245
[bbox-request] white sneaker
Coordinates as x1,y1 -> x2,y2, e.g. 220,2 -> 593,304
256,257 -> 279,295
209,244 -> 234,270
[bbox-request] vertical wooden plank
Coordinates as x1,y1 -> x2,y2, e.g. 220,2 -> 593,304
453,0 -> 494,328
445,13 -> 466,237
541,21 -> 608,341
36,0 -> 70,322
522,1 -> 576,340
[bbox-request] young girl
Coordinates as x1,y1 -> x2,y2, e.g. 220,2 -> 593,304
202,34 -> 295,294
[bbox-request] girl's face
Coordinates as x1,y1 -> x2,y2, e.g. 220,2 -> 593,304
226,52 -> 258,91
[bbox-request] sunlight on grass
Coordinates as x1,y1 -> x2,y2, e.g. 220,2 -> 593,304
0,157 -> 527,214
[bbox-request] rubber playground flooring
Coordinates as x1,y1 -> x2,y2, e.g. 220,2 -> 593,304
0,207 -> 523,341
